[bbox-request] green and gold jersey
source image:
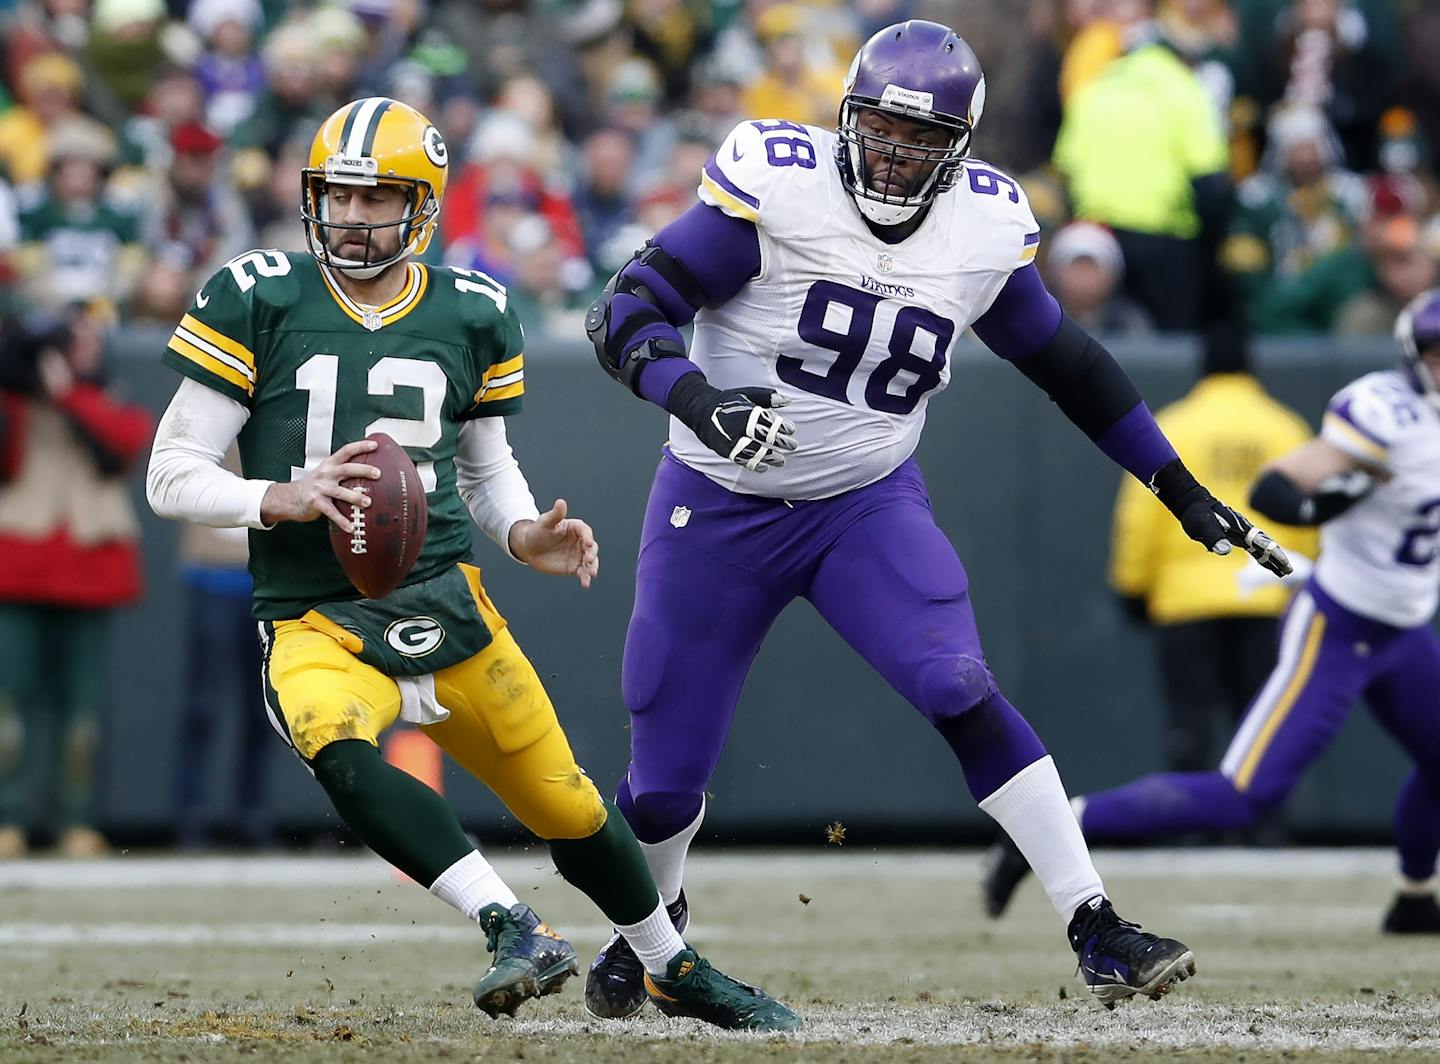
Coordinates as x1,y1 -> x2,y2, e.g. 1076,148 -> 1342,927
163,250 -> 525,620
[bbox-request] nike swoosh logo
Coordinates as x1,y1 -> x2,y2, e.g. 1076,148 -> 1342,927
732,143 -> 744,162
195,290 -> 209,308
1082,965 -> 1128,984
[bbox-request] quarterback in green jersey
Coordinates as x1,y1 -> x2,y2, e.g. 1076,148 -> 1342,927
146,96 -> 797,1031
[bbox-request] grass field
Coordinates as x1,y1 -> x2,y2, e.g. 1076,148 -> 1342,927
0,848 -> 1433,1063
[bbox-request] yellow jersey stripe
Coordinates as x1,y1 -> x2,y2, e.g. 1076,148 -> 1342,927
1017,243 -> 1039,265
700,172 -> 760,223
179,314 -> 255,370
1322,413 -> 1388,464
480,381 -> 525,402
1233,611 -> 1326,790
482,354 -> 525,384
167,335 -> 254,394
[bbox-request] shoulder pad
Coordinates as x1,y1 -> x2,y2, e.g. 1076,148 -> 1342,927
1322,372 -> 1417,466
698,119 -> 826,226
956,160 -> 1041,270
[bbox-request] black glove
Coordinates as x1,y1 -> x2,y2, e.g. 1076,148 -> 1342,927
665,372 -> 798,472
1150,459 -> 1293,577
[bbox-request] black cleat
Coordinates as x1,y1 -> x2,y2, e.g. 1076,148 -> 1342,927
980,830 -> 1032,918
1383,892 -> 1440,934
584,890 -> 688,1019
1068,896 -> 1196,1009
644,948 -> 800,1031
473,903 -> 579,1017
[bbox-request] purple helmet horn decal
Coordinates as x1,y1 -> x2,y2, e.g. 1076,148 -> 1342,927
836,20 -> 986,226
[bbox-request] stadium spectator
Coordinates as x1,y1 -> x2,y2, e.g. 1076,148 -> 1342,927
1223,104 -> 1370,333
1052,16 -> 1232,331
494,74 -> 574,184
602,57 -> 673,193
1109,326 -> 1316,778
504,214 -> 598,339
1044,221 -> 1154,335
172,446 -> 273,851
114,64 -> 206,174
84,0 -> 172,124
573,127 -> 637,271
1336,213 -> 1440,335
144,121 -> 254,286
741,3 -> 841,128
626,0 -> 713,108
1255,0 -> 1394,171
685,55 -> 746,146
15,119 -> 146,315
4,0 -> 91,91
187,0 -> 266,136
0,308 -> 152,858
229,21 -> 321,159
444,110 -> 584,269
0,51 -> 94,189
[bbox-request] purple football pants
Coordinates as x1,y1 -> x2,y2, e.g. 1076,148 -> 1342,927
616,452 -> 1046,841
1081,581 -> 1440,881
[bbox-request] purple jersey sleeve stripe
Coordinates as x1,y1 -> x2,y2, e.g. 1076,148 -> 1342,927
1023,231 -> 1040,245
971,264 -> 1063,360
1095,401 -> 1179,483
703,157 -> 760,209
1327,396 -> 1389,449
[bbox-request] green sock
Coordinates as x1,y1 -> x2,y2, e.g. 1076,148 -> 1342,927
310,739 -> 471,887
548,801 -> 660,926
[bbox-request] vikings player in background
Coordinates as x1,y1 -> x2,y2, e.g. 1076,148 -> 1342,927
987,291 -> 1440,937
584,20 -> 1291,1013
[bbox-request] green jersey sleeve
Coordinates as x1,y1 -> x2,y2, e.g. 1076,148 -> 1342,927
456,270 -> 527,419
162,251 -> 280,405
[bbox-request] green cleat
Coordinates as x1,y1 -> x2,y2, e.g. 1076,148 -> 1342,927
643,948 -> 800,1031
472,903 -> 580,1017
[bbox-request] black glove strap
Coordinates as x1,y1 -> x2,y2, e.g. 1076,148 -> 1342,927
663,369 -> 720,429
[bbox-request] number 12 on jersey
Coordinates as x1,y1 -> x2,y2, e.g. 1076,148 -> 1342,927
782,281 -> 954,415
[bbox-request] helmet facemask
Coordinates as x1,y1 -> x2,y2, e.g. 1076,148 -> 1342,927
836,99 -> 971,226
1396,291 -> 1440,412
301,158 -> 438,281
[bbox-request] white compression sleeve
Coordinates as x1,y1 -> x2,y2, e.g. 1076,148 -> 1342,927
146,377 -> 274,529
454,418 -> 540,560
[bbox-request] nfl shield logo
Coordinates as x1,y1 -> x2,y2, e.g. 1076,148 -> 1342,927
362,311 -> 383,332
670,505 -> 692,528
877,252 -> 894,274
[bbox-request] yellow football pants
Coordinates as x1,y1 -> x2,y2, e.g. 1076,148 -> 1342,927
260,565 -> 606,840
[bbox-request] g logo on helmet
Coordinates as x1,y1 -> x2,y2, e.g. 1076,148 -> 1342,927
385,616 -> 445,657
422,125 -> 448,168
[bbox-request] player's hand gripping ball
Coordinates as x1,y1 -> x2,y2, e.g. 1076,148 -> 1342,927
328,432 -> 428,599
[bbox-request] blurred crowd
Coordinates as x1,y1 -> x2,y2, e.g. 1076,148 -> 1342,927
0,0 -> 1433,341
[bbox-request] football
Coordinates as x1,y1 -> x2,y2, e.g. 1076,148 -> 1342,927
328,432 -> 428,599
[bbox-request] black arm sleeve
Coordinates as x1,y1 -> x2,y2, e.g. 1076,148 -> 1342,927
1009,314 -> 1143,441
1249,470 -> 1316,526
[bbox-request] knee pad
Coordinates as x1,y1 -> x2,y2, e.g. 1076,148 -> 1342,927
520,767 -> 608,841
917,654 -> 997,723
309,739 -> 378,800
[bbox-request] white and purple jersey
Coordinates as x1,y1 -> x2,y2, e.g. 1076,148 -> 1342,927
675,119 -> 1041,500
1316,371 -> 1440,628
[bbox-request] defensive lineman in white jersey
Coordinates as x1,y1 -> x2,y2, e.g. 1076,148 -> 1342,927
584,19 -> 1291,1015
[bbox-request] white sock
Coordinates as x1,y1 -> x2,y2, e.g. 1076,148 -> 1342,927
637,797 -> 705,907
429,850 -> 519,921
1399,875 -> 1435,896
616,897 -> 687,976
979,756 -> 1105,922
